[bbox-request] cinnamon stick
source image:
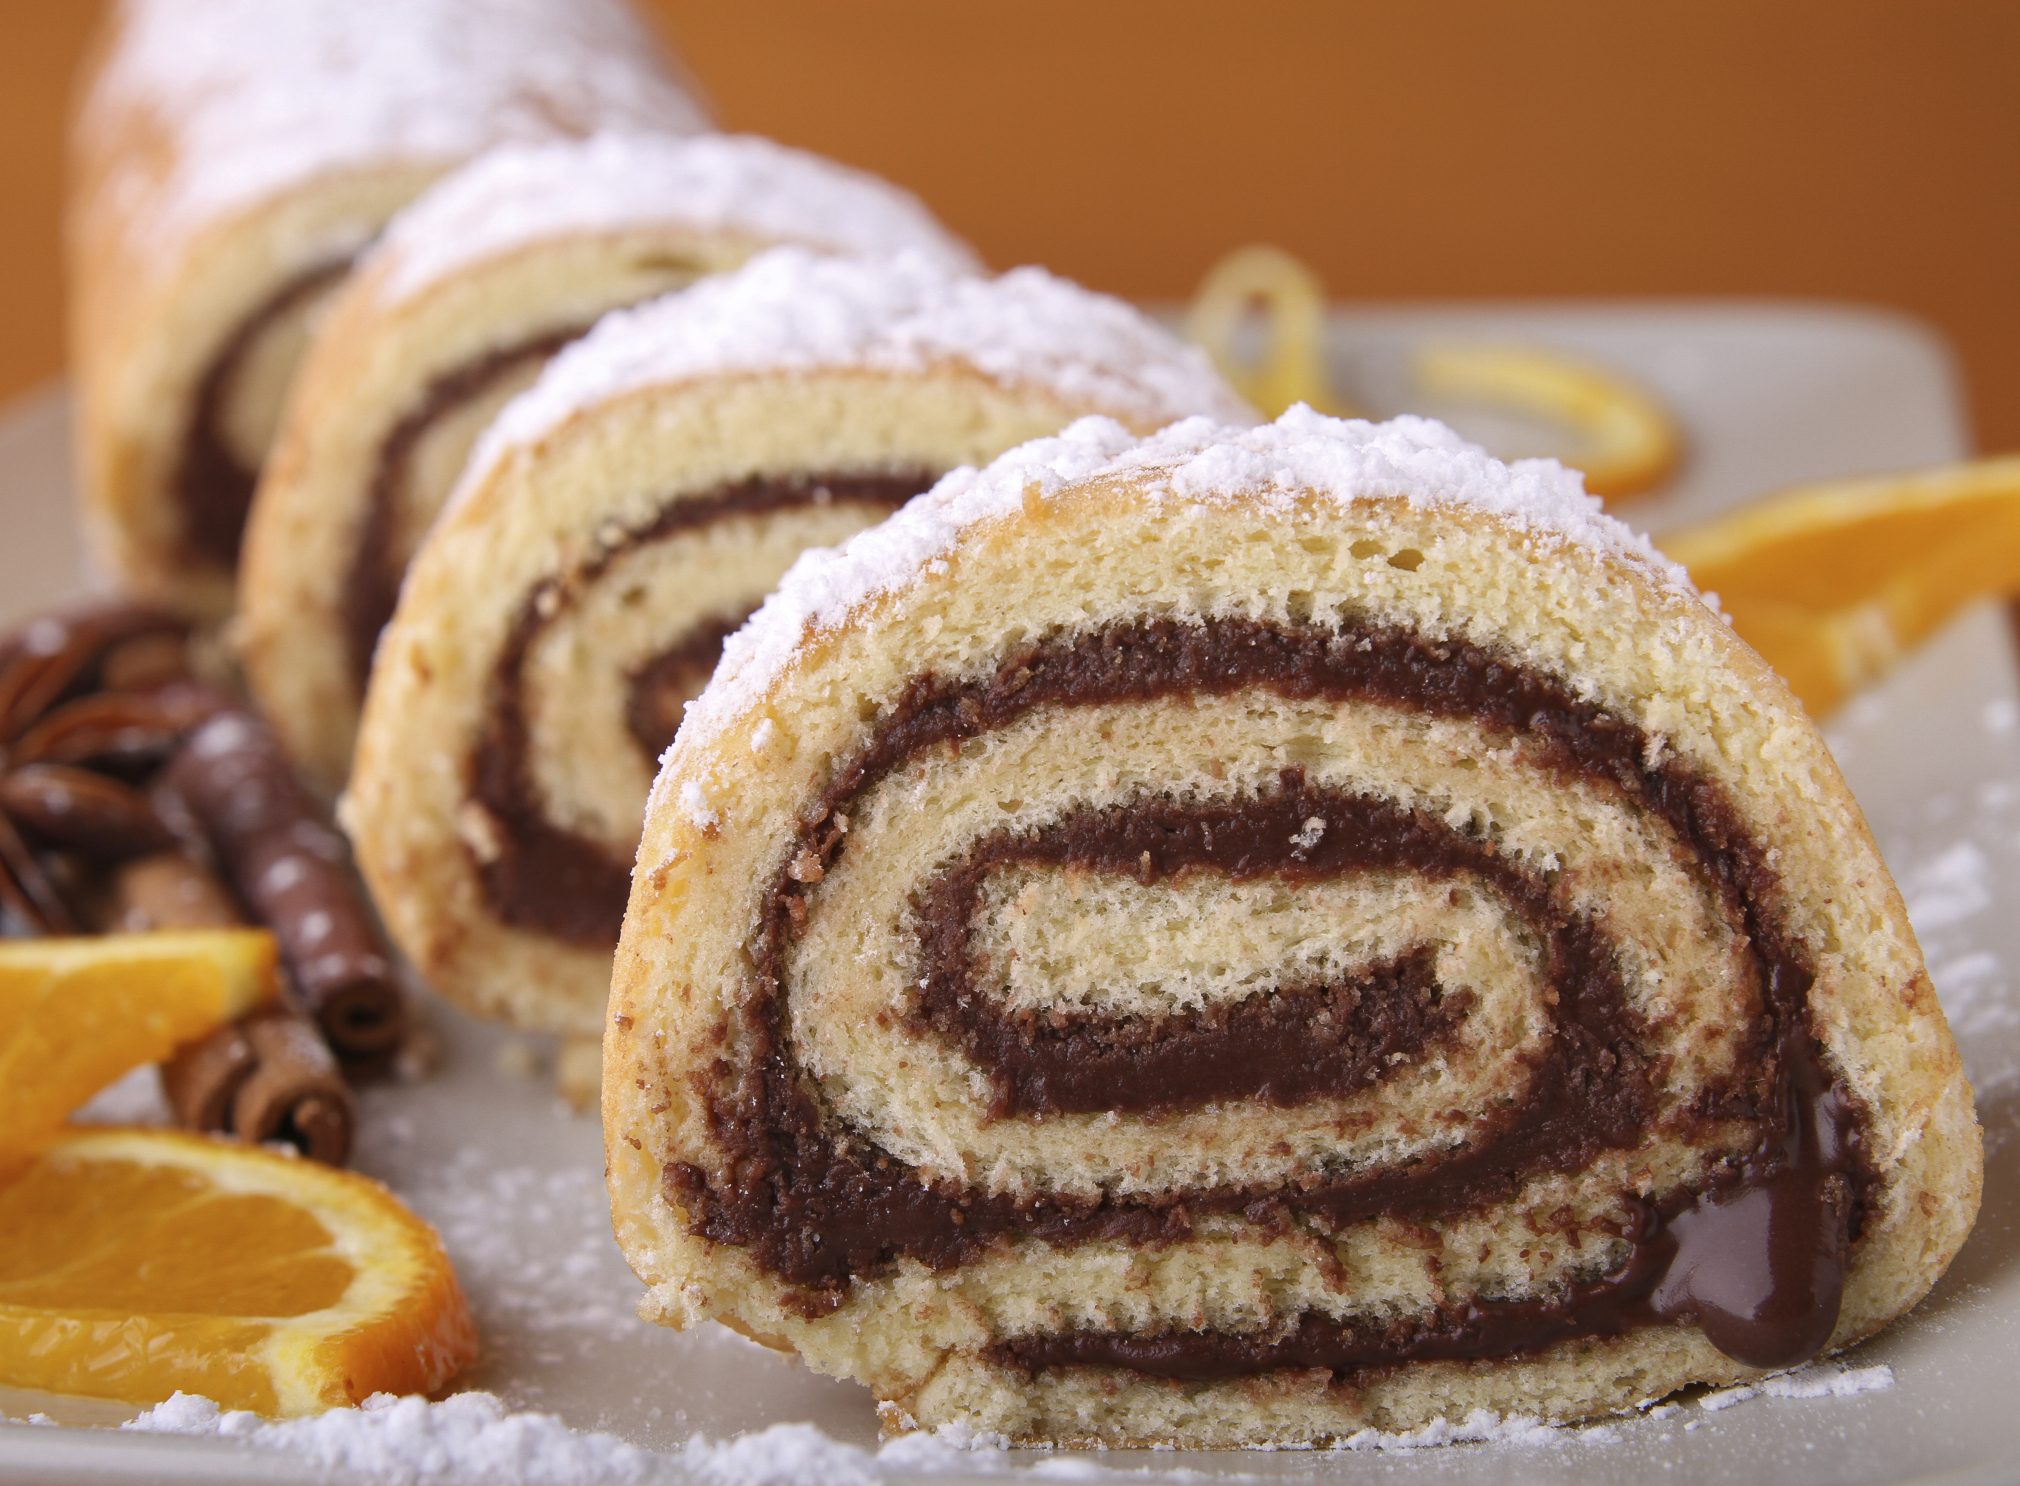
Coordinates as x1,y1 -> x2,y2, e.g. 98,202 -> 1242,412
228,1009 -> 355,1165
109,849 -> 242,932
163,710 -> 406,1068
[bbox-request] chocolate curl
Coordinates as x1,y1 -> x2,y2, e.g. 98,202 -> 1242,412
163,710 -> 406,1068
130,850 -> 357,1166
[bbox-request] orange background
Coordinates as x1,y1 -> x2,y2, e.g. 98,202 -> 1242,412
4,2 -> 2016,449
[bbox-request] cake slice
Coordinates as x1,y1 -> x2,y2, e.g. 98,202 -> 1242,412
344,249 -> 1251,1041
67,0 -> 705,615
241,131 -> 977,790
604,409 -> 1981,1445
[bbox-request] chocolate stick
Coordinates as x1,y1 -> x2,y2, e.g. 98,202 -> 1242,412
163,710 -> 406,1068
127,850 -> 357,1166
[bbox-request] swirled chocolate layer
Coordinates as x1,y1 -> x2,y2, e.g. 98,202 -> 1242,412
625,615 -> 747,763
662,616 -> 1876,1370
468,470 -> 933,945
178,260 -> 352,572
342,326 -> 593,693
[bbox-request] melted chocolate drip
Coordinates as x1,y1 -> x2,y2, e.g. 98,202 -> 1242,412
178,260 -> 352,573
998,997 -> 1862,1376
469,470 -> 934,945
662,616 -> 1876,1374
342,326 -> 591,693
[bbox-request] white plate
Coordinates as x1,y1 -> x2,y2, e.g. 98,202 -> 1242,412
3,301 -> 2017,1486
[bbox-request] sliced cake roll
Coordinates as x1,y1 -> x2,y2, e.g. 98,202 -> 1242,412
604,410 -> 1982,1446
240,132 -> 979,793
343,249 -> 1251,1041
67,0 -> 705,616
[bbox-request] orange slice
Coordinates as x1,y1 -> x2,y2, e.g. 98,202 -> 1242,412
0,929 -> 280,1171
0,1126 -> 475,1416
1659,455 -> 2020,716
1184,245 -> 1679,500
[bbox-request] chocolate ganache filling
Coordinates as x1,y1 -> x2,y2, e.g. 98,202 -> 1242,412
664,616 -> 1877,1371
469,470 -> 935,945
178,259 -> 352,572
342,325 -> 595,693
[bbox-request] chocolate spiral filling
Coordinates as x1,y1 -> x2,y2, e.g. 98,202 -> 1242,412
468,470 -> 934,945
341,326 -> 594,693
663,615 -> 1877,1371
177,259 -> 352,573
625,615 -> 748,763
921,818 -> 1473,1121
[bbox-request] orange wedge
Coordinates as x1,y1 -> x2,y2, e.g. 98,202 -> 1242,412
0,1126 -> 475,1415
1184,245 -> 1679,500
1659,456 -> 2020,717
0,929 -> 280,1171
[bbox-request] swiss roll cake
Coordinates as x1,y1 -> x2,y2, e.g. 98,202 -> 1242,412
343,249 -> 1251,1040
67,0 -> 705,615
241,131 -> 978,792
604,410 -> 1981,1446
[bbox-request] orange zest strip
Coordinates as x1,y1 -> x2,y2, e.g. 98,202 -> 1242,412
1411,344 -> 1681,502
1183,245 -> 1680,501
1183,245 -> 1362,420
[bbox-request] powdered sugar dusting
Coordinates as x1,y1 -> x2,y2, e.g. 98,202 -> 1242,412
458,247 -> 1250,506
81,0 -> 706,262
371,133 -> 978,307
678,779 -> 722,833
677,408 -> 1693,757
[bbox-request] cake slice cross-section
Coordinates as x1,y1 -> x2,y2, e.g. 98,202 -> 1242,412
604,409 -> 1981,1446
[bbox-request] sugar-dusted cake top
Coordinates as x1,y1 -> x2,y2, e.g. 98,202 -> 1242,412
369,133 -> 980,306
679,408 -> 1698,749
460,247 -> 1254,498
79,0 -> 706,254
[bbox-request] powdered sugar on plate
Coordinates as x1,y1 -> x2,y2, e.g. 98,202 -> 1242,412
127,1391 -> 669,1485
1695,1363 -> 1896,1413
79,0 -> 706,263
69,1062 -> 172,1127
115,1391 -> 1619,1483
370,133 -> 979,308
456,247 -> 1251,509
674,407 -> 1693,764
